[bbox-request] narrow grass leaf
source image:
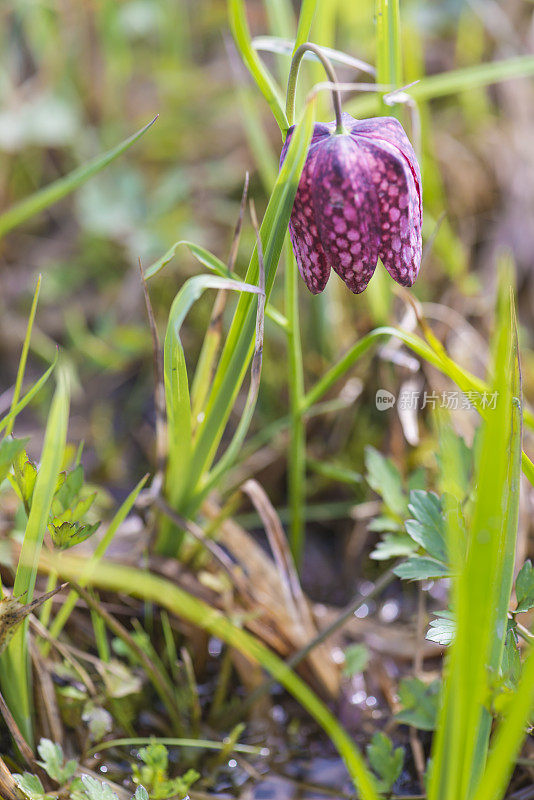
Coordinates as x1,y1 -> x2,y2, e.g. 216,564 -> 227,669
144,241 -> 230,281
182,100 -> 315,508
346,55 -> 534,117
428,278 -> 518,799
5,276 -> 41,437
0,118 -> 157,238
294,0 -> 318,51
164,275 -> 263,516
0,367 -> 70,744
228,0 -> 288,131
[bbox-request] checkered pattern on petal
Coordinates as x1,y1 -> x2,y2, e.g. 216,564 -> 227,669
348,116 -> 422,217
356,137 -> 422,286
311,135 -> 380,294
287,143 -> 331,293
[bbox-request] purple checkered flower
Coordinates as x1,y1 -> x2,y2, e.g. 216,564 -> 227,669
280,112 -> 422,294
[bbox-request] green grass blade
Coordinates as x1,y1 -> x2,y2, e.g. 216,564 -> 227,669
180,100 -> 315,509
163,275 -> 263,519
144,241 -> 230,281
0,366 -> 70,744
428,278 -> 519,800
294,0 -> 318,50
145,238 -> 286,329
42,551 -> 379,800
346,55 -> 534,117
0,357 -> 57,437
228,0 -> 288,131
5,276 -> 41,437
472,646 -> 534,800
0,117 -> 157,239
376,0 -> 402,87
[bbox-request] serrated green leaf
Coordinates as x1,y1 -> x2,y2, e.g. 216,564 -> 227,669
70,492 -> 98,523
14,772 -> 52,800
55,464 -> 84,508
36,738 -> 78,783
371,532 -> 417,561
367,515 -> 402,533
49,521 -> 99,550
0,436 -> 29,484
426,610 -> 455,646
366,732 -> 404,793
405,490 -> 447,562
396,678 -> 440,731
394,556 -> 449,581
515,560 -> 534,613
365,446 -> 407,517
80,775 -> 119,800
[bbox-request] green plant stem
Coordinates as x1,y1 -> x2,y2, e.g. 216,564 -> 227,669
88,736 -> 268,758
286,42 -> 344,131
5,276 -> 41,437
285,249 -> 306,566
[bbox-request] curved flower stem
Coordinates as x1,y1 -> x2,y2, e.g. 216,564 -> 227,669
286,42 -> 344,133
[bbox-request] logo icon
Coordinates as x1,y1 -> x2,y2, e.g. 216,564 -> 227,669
375,389 -> 396,410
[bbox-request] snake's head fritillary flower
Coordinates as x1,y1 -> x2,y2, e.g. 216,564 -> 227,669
280,112 -> 422,294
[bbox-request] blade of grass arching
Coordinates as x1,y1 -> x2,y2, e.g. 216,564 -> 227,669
144,238 -> 286,329
0,367 -> 70,745
285,246 -> 306,565
190,204 -> 266,507
182,100 -> 315,511
0,118 -> 157,239
44,473 -> 148,650
428,280 -> 517,800
144,241 -> 230,281
345,55 -> 534,117
228,0 -> 288,132
159,275 -> 264,551
5,276 -> 41,437
40,552 -> 379,800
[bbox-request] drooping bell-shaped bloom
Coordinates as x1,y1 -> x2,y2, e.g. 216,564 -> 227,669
280,112 -> 422,294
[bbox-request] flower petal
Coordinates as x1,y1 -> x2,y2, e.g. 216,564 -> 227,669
280,124 -> 332,294
311,135 -> 379,294
288,144 -> 331,293
355,136 -> 422,286
349,116 -> 422,216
